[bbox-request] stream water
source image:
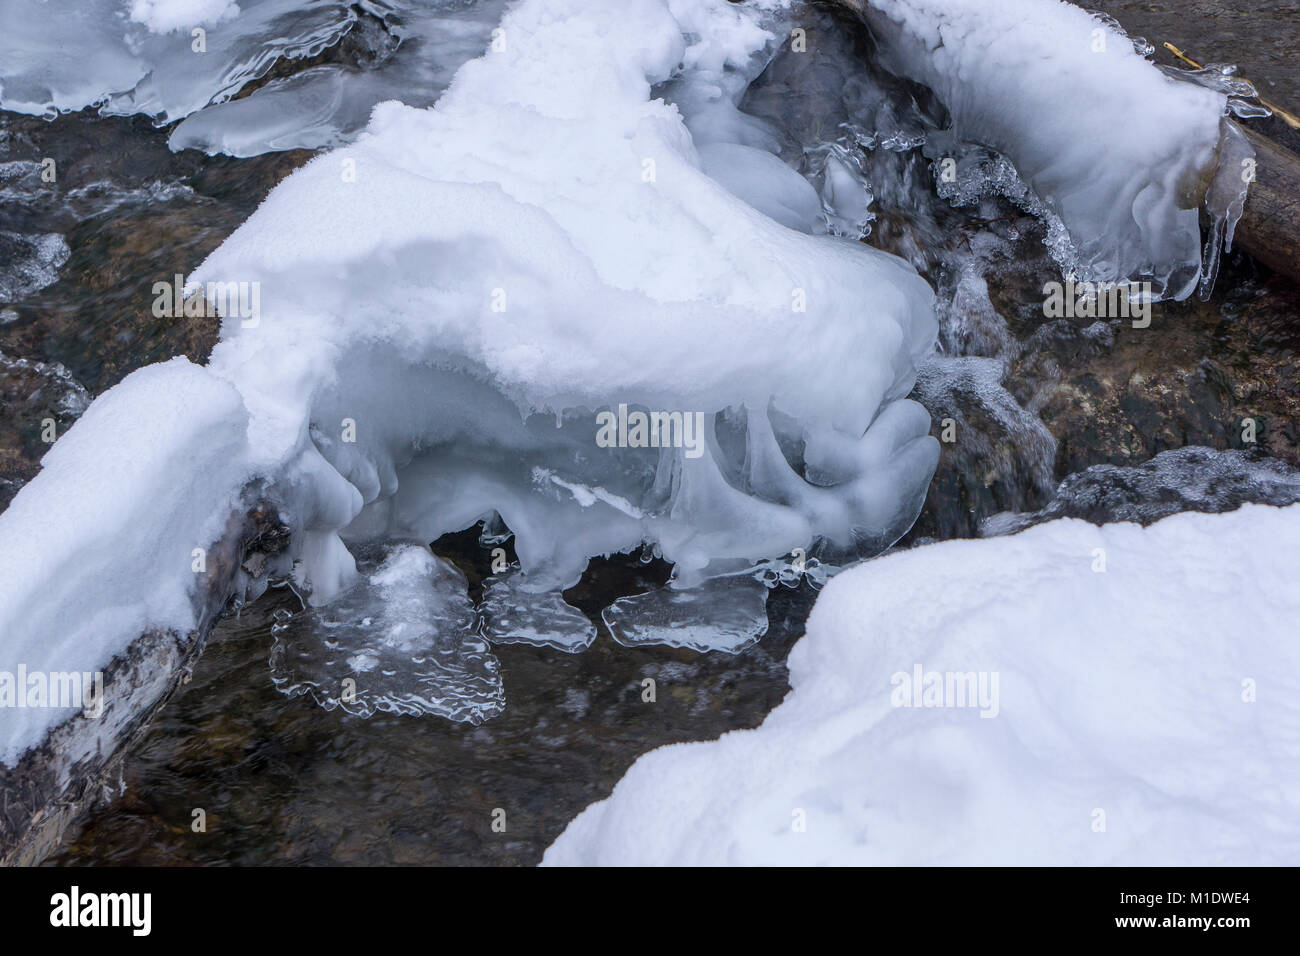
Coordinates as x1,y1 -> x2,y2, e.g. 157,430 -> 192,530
0,0 -> 1294,864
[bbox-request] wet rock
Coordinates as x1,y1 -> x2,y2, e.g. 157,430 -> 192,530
909,355 -> 1057,540
0,231 -> 69,303
0,109 -> 311,510
0,349 -> 89,510
0,108 -> 310,383
982,446 -> 1300,536
1003,260 -> 1300,478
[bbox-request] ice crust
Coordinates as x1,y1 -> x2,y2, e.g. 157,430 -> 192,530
0,0 -> 511,157
268,542 -> 504,722
0,0 -> 357,123
167,1 -> 513,157
545,504 -> 1300,866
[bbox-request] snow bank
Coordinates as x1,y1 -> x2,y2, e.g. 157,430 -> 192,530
851,0 -> 1246,299
0,358 -> 254,765
545,504 -> 1300,865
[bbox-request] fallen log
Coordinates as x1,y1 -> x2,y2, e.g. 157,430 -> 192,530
826,0 -> 1300,287
1236,127 -> 1300,283
0,497 -> 289,866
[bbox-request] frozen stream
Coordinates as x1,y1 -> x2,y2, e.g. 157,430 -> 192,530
0,0 -> 1293,864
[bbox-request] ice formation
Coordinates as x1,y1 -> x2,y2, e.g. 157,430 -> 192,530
0,0 -> 940,761
0,0 -> 356,123
0,0 -> 510,157
0,230 -> 69,302
845,0 -> 1251,299
268,542 -> 504,722
0,0 -> 1260,762
545,504 -> 1300,865
188,0 -> 941,605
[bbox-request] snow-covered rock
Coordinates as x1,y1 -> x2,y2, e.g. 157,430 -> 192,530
546,504 -> 1300,865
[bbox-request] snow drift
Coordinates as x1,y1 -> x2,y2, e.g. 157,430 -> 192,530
545,504 -> 1300,865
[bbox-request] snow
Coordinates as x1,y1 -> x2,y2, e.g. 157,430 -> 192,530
545,504 -> 1300,865
851,0 -> 1243,299
189,0 -> 941,605
0,0 -> 1264,763
128,0 -> 241,34
0,359 -> 254,766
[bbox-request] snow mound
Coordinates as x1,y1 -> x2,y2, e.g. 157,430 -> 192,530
0,0 -> 938,763
545,504 -> 1300,865
190,0 -> 940,604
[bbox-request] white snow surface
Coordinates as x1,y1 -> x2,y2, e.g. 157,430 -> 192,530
189,0 -> 941,598
0,358 -> 253,766
129,0 -> 241,33
855,0 -> 1234,298
545,504 -> 1300,865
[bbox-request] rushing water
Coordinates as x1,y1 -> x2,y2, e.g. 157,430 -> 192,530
0,0 -> 1294,864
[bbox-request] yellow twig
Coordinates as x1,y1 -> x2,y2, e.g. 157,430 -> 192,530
1164,42 -> 1300,130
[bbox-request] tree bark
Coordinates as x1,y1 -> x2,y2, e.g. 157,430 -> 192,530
0,498 -> 288,865
1236,127 -> 1300,283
